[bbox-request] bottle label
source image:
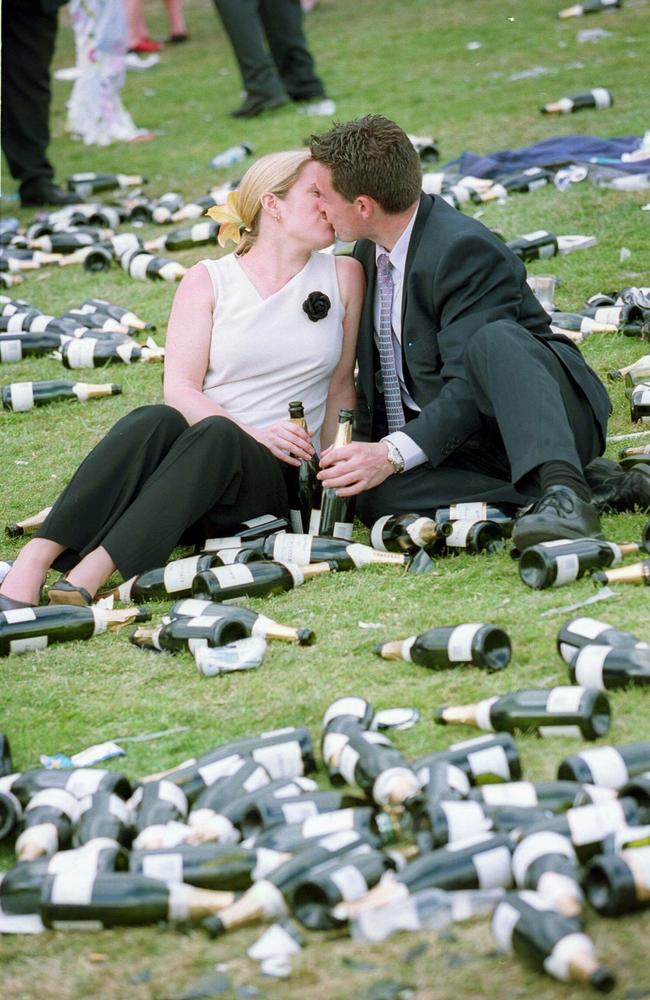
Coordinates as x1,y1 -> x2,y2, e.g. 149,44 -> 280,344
323,697 -> 369,728
558,642 -> 578,663
405,517 -> 436,547
272,534 -> 313,565
329,864 -> 368,901
571,747 -> 627,789
203,536 -> 242,551
210,564 -> 256,589
445,520 -> 473,547
442,800 -> 491,842
2,606 -> 37,624
49,871 -> 96,905
163,557 -> 201,593
191,221 -> 212,241
333,521 -> 354,540
480,782 -> 537,808
242,766 -> 270,794
625,847 -> 650,896
512,830 -> 575,884
66,770 -> 106,798
281,800 -> 319,824
447,623 -> 484,662
66,339 -> 97,368
491,899 -> 520,950
9,635 -> 49,654
276,561 -> 304,588
15,822 -> 58,857
522,229 -> 551,241
370,515 -> 391,551
252,740 -> 303,778
0,340 -> 22,362
347,544 -> 405,568
158,781 -> 188,816
467,742 -> 510,780
553,554 -> 580,586
449,502 -> 487,521
7,314 -> 27,332
591,87 -> 612,109
538,724 -> 584,737
546,686 -> 585,714
302,812 -> 355,839
172,599 -> 210,617
308,509 -> 322,535
88,607 -> 107,637
474,696 -> 499,732
31,315 -> 53,333
337,745 -> 360,786
72,384 -> 91,402
400,636 -> 417,662
566,800 -> 624,846
544,932 -> 596,982
116,577 -> 136,602
536,870 -> 582,908
373,767 -> 421,806
116,342 -> 137,364
573,646 -> 609,691
322,731 -> 349,767
129,254 -> 152,280
473,844 -> 513,889
252,847 -> 286,881
566,617 -> 609,640
197,753 -> 243,787
142,852 -> 184,883
8,382 -> 34,412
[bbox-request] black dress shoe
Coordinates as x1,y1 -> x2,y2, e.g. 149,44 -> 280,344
230,94 -> 290,119
511,485 -> 603,550
20,184 -> 81,208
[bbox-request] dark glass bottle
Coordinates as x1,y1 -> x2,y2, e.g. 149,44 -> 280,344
567,645 -> 650,690
145,220 -> 218,254
506,230 -> 559,262
468,780 -> 584,813
585,847 -> 650,916
119,247 -> 186,282
556,615 -> 649,664
15,788 -> 79,860
292,849 -> 398,929
0,605 -> 148,657
258,532 -> 407,570
190,773 -> 315,845
413,732 -> 523,789
630,386 -> 650,424
435,686 -> 611,740
519,538 -> 640,589
314,408 -> 356,539
2,380 -> 121,411
7,767 -> 132,807
108,553 -> 224,602
559,0 -> 622,17
541,89 -> 613,114
557,743 -> 650,787
0,778 -> 22,840
0,331 -> 61,361
130,615 -> 247,654
201,514 -> 289,551
443,519 -> 506,554
512,830 -> 583,916
238,791 -> 365,840
521,796 -> 645,863
73,792 -> 134,847
67,171 -> 146,196
375,623 -> 511,671
80,298 -> 153,331
167,598 -> 315,645
130,843 -> 263,892
593,560 -> 650,586
286,400 -> 323,533
370,512 -> 453,553
191,560 -> 333,601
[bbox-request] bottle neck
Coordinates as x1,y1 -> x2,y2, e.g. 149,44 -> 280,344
603,561 -> 650,585
332,420 -> 352,449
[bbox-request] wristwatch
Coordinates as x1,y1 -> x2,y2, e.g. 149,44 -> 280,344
382,438 -> 405,474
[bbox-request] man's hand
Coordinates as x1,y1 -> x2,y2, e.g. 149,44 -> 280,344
318,441 -> 394,496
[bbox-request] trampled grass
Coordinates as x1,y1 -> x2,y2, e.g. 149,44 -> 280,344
1,1 -> 649,997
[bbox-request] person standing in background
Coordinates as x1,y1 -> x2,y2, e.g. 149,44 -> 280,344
1,0 -> 79,207
213,0 -> 329,118
125,0 -> 188,52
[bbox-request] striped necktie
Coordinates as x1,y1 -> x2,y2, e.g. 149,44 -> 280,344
377,252 -> 405,433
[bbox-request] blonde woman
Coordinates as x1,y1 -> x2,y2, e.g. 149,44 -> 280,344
0,151 -> 363,610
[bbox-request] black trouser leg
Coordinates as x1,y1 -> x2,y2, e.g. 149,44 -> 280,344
463,321 -> 603,484
213,0 -> 289,102
1,0 -> 56,194
100,415 -> 288,578
259,0 -> 326,99
37,405 -> 189,572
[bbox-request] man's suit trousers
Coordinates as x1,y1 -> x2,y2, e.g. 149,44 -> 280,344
36,405 -> 290,579
213,0 -> 325,103
357,321 -> 604,525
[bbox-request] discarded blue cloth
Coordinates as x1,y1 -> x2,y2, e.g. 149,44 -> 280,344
444,135 -> 648,177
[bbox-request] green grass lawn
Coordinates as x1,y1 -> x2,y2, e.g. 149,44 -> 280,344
1,1 -> 649,997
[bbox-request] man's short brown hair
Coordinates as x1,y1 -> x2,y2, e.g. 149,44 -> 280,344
310,115 -> 422,213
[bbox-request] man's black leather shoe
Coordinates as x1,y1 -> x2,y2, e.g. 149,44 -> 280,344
512,484 -> 603,551
229,94 -> 290,119
20,184 -> 81,208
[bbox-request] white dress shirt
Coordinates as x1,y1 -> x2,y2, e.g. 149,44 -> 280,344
373,208 -> 428,470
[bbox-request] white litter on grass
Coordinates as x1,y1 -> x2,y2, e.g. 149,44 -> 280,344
642,203 -> 650,211
358,620 -> 382,629
577,28 -> 613,43
508,65 -> 550,80
539,587 -> 618,619
620,247 -> 632,262
54,67 -> 81,81
466,41 -> 481,50
248,923 -> 302,978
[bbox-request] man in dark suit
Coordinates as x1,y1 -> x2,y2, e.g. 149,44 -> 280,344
310,115 -> 611,548
1,0 -> 78,207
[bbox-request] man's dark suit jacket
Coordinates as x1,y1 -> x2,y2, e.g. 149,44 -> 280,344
352,193 -> 611,468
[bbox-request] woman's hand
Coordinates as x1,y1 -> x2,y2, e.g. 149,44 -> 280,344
253,420 -> 315,466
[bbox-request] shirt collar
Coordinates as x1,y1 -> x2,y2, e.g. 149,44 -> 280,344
374,205 -> 419,275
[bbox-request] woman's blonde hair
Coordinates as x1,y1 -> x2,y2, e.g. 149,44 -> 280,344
236,150 -> 312,256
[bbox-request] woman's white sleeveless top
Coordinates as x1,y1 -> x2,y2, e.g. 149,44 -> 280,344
199,251 -> 344,450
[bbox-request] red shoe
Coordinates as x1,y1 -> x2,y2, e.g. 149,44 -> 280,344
129,36 -> 162,54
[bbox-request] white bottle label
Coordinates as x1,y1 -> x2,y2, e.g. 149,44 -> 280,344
566,618 -> 610,640
2,607 -> 37,624
492,899 -> 520,950
302,812 -> 355,839
116,342 -> 137,364
322,697 -> 369,728
442,801 -> 491,842
333,521 -> 354,540
203,536 -> 242,551
473,844 -> 513,889
347,544 -> 404,568
308,509 -> 322,535
559,642 -> 578,663
591,87 -> 612,109
158,781 -> 188,816
72,383 -> 90,402
66,770 -> 106,798
9,635 -> 49,654
400,636 -> 417,662
572,747 -> 628,789
281,801 -> 318,824
210,564 -> 255,588
142,852 -> 184,883
512,831 -> 575,885
573,645 -> 609,691
544,932 -> 596,982
90,607 -> 108,637
546,686 -> 585,714
329,864 -> 368,901
50,871 -> 96,905
566,800 -> 624,846
197,753 -> 243,787
522,230 -> 550,241
370,515 -> 391,551
129,254 -> 152,280
251,847 -> 286,881
31,315 -> 52,333
172,599 -> 210,617
163,556 -> 201,594
1,340 -> 22,362
474,696 -> 499,732
8,382 -> 35,412
26,788 -> 79,819
447,623 -> 483,662
337,745 -> 360,786
67,338 -> 98,368
624,846 -> 650,894
467,742 -> 509,779
252,740 -> 303,778
242,766 -> 270,794
405,517 -> 435,547
322,731 -> 348,766
481,782 -> 537,808
272,534 -> 313,565
553,554 -> 580,586
445,520 -> 473,547
449,502 -> 487,521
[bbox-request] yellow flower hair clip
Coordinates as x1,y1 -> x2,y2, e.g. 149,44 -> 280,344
206,191 -> 247,248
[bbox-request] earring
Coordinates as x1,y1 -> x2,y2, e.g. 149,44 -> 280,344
275,214 -> 281,223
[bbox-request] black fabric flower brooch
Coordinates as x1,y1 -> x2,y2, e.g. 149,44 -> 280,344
302,291 -> 331,322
